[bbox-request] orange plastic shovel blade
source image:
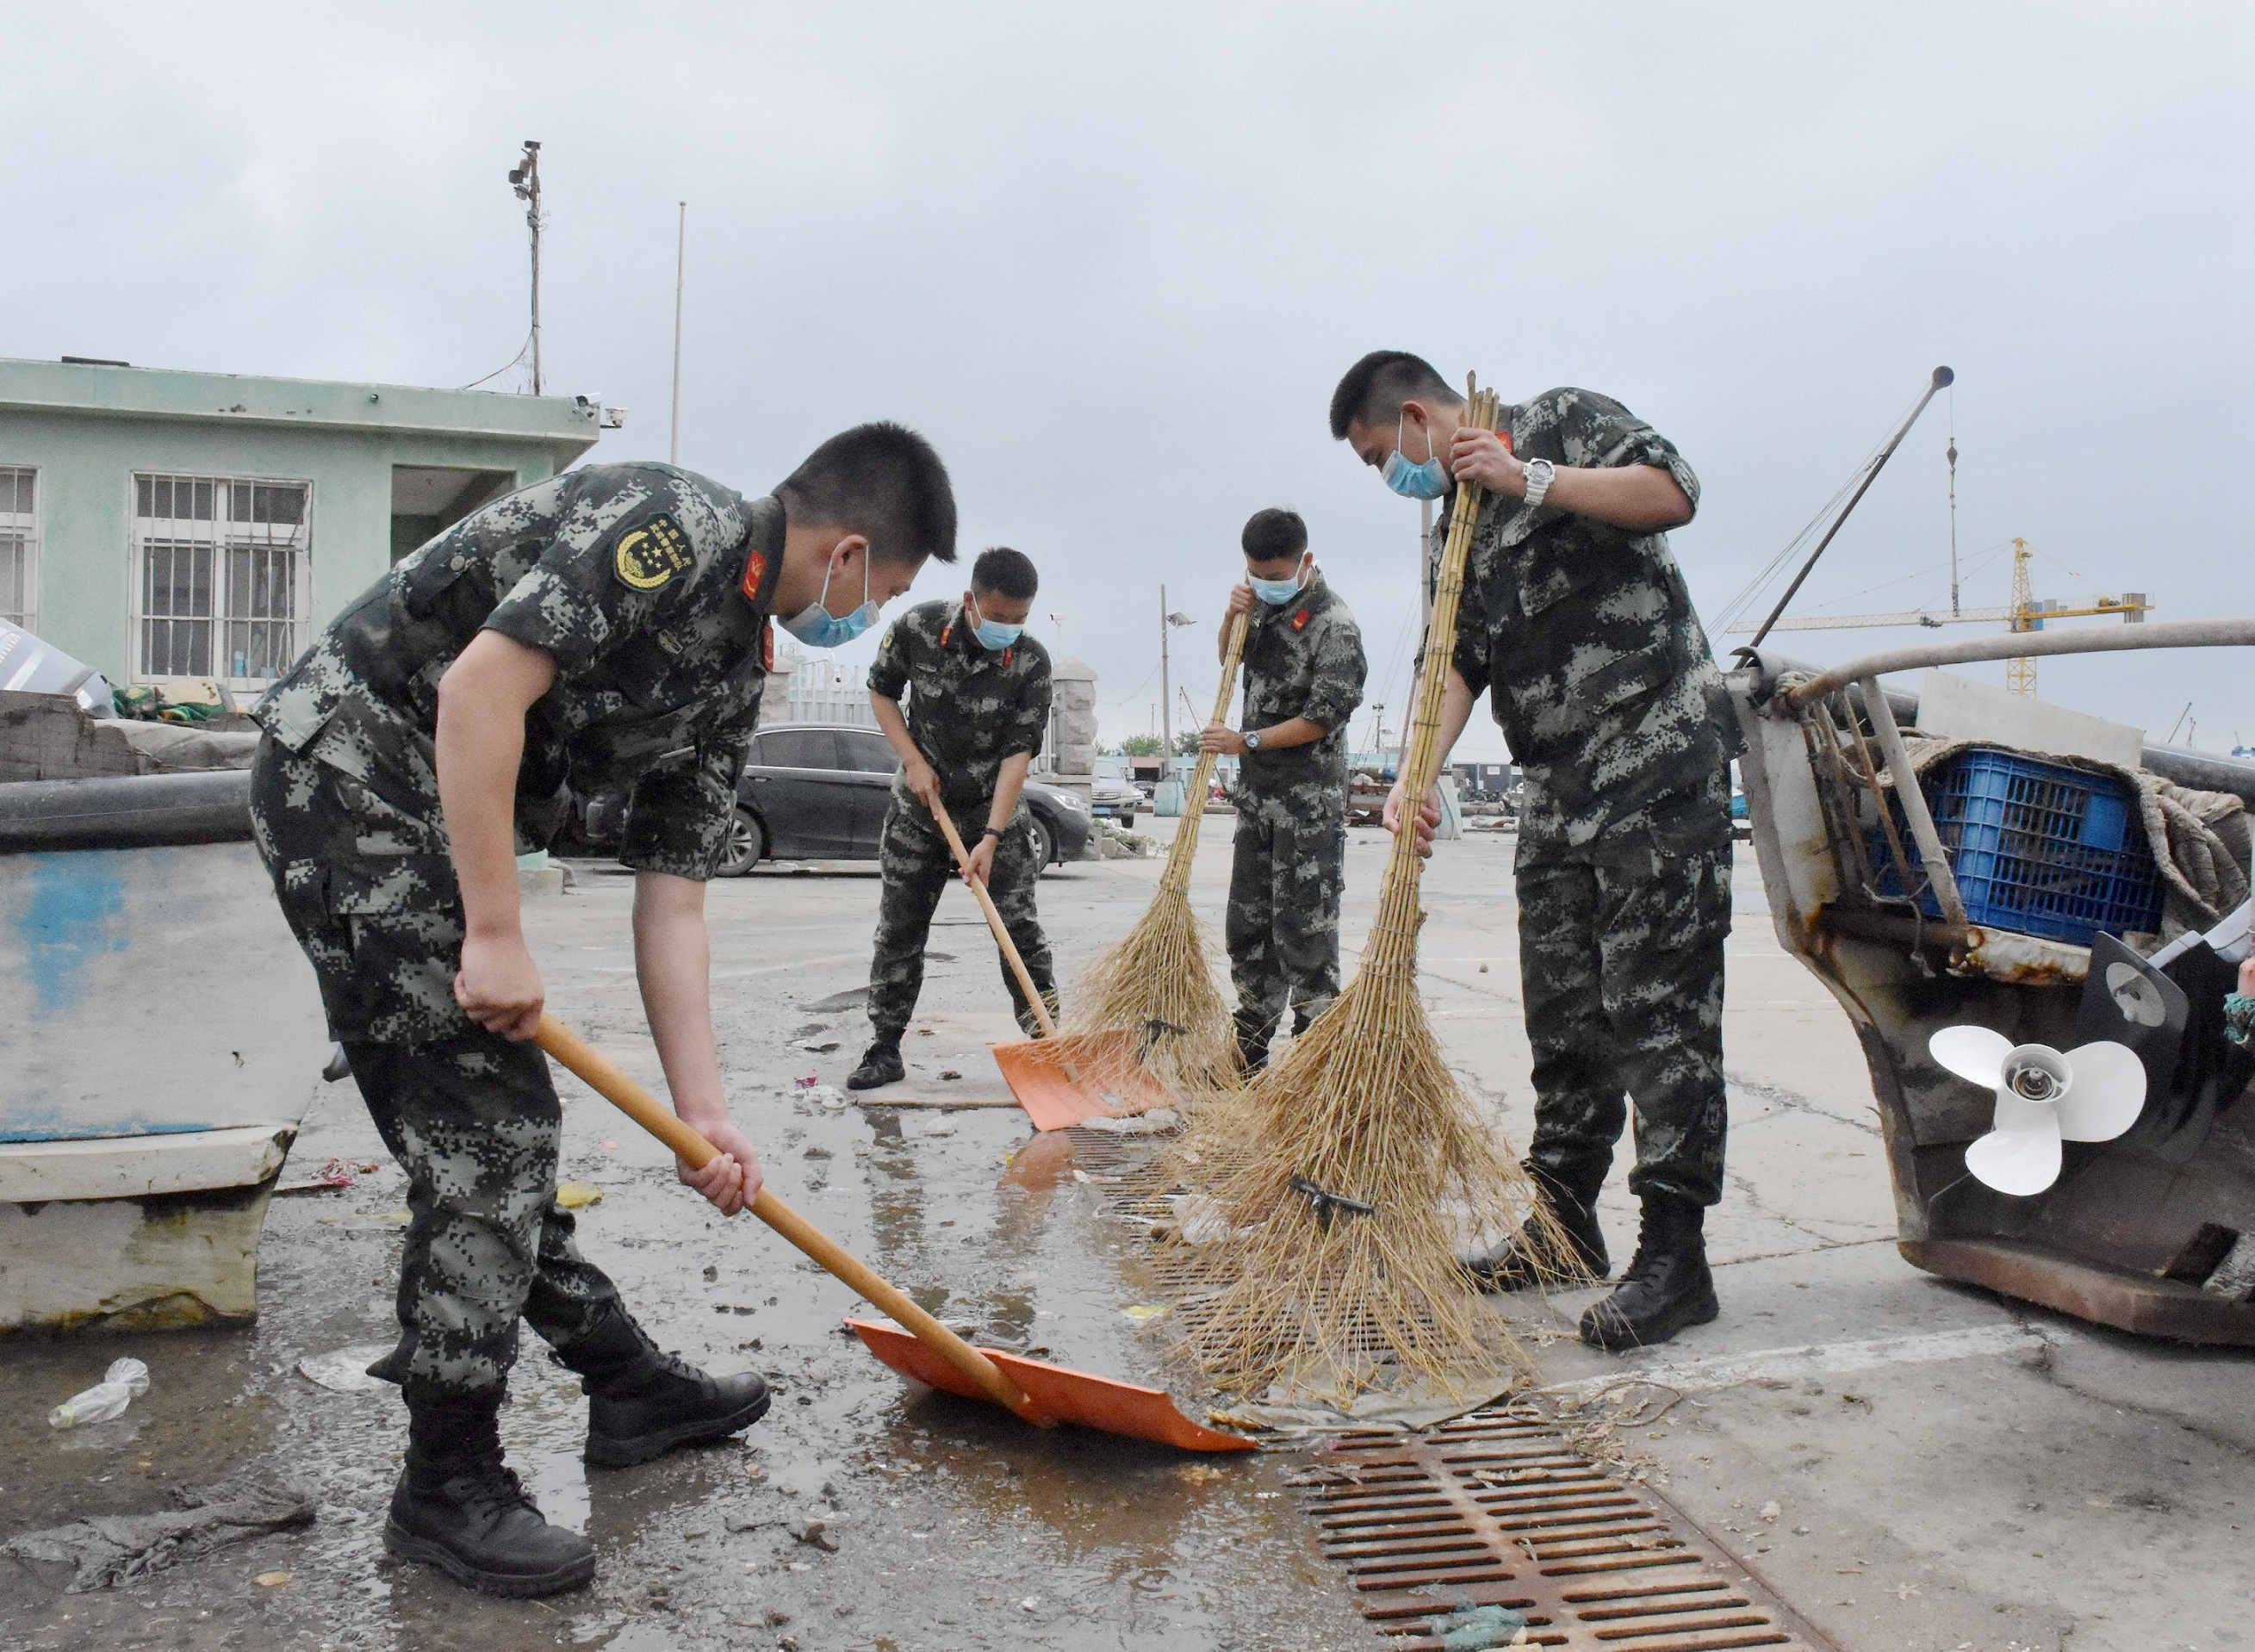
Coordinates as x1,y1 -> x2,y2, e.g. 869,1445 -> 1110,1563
845,1318 -> 1254,1453
990,1030 -> 1176,1132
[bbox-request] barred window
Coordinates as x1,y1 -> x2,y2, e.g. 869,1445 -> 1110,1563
133,472 -> 311,687
0,466 -> 36,631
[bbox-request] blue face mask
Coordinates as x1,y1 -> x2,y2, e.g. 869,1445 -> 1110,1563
967,593 -> 1022,651
1379,410 -> 1449,500
1248,554 -> 1312,607
780,553 -> 879,649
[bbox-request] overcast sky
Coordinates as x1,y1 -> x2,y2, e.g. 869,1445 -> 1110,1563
8,2 -> 2248,758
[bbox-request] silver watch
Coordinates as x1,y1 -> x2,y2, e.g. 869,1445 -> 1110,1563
1243,730 -> 1263,752
1522,457 -> 1556,508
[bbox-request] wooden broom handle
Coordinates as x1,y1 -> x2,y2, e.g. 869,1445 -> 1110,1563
929,807 -> 1059,1039
531,1014 -> 1047,1424
1161,611 -> 1248,891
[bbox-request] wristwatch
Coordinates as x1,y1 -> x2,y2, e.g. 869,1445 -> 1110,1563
1242,730 -> 1264,752
1522,456 -> 1556,508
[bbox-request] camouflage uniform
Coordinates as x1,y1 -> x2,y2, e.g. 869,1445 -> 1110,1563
1441,388 -> 1738,1208
864,599 -> 1056,1039
248,463 -> 783,1395
1226,573 -> 1367,1053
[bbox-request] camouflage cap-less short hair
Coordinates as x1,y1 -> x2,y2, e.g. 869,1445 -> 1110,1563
1240,507 -> 1308,563
780,422 -> 957,566
972,546 -> 1038,600
1327,351 -> 1458,440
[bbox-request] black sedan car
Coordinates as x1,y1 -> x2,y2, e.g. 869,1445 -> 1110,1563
574,722 -> 1093,875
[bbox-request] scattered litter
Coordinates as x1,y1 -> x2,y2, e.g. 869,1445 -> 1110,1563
1159,1192 -> 1251,1245
295,1345 -> 393,1394
1432,1603 -> 1528,1650
49,1359 -> 151,1429
800,1084 -> 850,1110
0,1469 -> 314,1592
722,1509 -> 768,1534
1759,1500 -> 1782,1521
254,1571 -> 291,1587
1477,963 -> 1490,973
918,1121 -> 958,1139
795,1039 -> 842,1053
1020,1596 -> 1042,1612
939,1070 -> 963,1081
1122,1304 -> 1169,1320
276,1157 -> 359,1195
555,1182 -> 603,1209
1080,1107 -> 1182,1136
787,1517 -> 839,1552
794,1076 -> 820,1089
601,1140 -> 621,1151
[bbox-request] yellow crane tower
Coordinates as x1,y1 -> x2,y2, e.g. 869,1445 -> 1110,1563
1724,538 -> 2152,694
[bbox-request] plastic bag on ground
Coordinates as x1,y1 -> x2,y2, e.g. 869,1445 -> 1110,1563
48,1359 -> 151,1430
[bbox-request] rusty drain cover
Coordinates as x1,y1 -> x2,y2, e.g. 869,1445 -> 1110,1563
1296,1409 -> 1830,1651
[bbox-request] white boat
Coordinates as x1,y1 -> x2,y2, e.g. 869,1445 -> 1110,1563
0,765 -> 326,1332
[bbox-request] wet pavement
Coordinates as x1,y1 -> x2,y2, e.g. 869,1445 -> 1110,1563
3,817 -> 2250,1650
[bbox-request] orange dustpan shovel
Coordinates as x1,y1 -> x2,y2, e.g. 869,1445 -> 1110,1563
532,1014 -> 1250,1453
923,807 -> 1171,1131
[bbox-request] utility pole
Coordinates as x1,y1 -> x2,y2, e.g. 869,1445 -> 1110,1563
507,140 -> 544,394
1158,588 -> 1196,812
668,201 -> 686,464
1159,585 -> 1173,787
1946,409 -> 1960,617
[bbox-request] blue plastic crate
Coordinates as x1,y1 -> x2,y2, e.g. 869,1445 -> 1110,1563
1867,748 -> 2164,946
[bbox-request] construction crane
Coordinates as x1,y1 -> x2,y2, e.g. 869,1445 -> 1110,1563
1724,539 -> 2153,695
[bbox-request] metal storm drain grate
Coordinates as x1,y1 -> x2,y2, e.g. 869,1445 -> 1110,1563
1053,1131 -> 1826,1650
1299,1411 -> 1822,1650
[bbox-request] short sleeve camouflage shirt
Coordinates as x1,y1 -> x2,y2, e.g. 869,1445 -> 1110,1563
1439,387 -> 1736,848
1237,572 -> 1367,799
253,462 -> 783,880
867,598 -> 1052,806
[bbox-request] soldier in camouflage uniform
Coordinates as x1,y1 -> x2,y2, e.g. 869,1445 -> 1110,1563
1198,508 -> 1367,1074
248,425 -> 958,1594
848,548 -> 1055,1090
1331,352 -> 1737,1351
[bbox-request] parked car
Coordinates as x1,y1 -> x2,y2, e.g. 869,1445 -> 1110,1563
571,723 -> 1091,875
1089,757 -> 1140,827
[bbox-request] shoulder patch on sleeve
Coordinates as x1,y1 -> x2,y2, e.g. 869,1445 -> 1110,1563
614,514 -> 693,592
1291,606 -> 1311,631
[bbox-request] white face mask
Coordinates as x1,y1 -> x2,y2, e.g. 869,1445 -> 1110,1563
780,550 -> 879,649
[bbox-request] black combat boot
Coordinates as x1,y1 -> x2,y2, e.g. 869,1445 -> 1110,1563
1234,1013 -> 1273,1080
1577,1196 -> 1719,1351
847,1036 -> 905,1090
1462,1166 -> 1609,1293
385,1389 -> 595,1598
559,1306 -> 771,1468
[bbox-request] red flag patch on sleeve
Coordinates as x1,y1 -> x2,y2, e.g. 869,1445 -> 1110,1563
740,547 -> 767,604
1291,607 -> 1310,631
761,618 -> 774,673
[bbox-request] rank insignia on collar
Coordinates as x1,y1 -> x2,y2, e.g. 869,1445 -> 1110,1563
1291,606 -> 1311,631
739,545 -> 767,603
615,514 -> 692,592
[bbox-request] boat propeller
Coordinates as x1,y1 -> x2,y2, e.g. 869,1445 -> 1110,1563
1929,1027 -> 2146,1196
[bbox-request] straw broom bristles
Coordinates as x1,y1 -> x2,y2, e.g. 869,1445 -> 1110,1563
1169,379 -> 1566,1400
1054,612 -> 1251,1099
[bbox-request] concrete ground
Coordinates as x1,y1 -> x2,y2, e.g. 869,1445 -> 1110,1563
1,812 -> 2247,1651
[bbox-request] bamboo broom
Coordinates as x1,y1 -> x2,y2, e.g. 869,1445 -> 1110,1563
1053,611 -> 1250,1099
1168,378 -> 1563,1401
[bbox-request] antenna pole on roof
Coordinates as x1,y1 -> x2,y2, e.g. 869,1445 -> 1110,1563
669,201 -> 686,464
507,140 -> 544,395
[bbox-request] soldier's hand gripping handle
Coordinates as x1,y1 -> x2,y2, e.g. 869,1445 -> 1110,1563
455,933 -> 548,1040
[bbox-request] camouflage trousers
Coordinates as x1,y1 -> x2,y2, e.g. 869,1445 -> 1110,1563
867,795 -> 1055,1040
348,1034 -> 620,1399
1227,787 -> 1347,1049
1515,836 -> 1732,1208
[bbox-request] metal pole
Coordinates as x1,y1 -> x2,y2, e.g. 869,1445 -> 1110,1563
1158,584 -> 1173,792
1744,365 -> 1954,649
508,141 -> 544,397
668,201 -> 686,465
1861,674 -> 1966,926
